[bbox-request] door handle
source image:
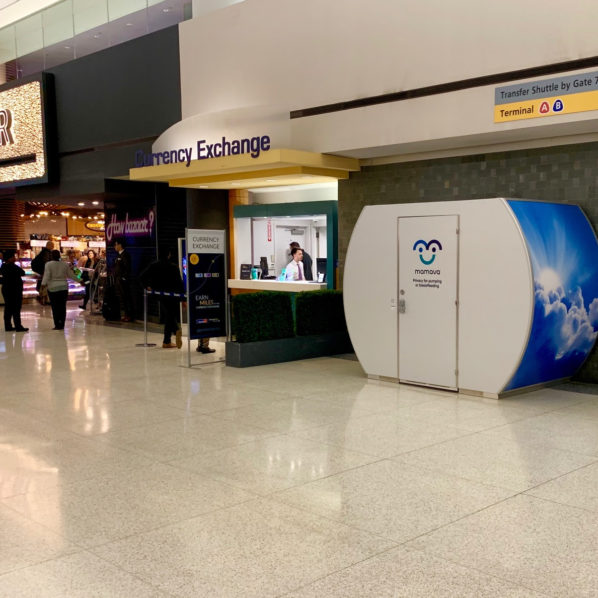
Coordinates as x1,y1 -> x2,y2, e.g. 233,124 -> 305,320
398,299 -> 406,314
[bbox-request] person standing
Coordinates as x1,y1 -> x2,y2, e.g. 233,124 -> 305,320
196,338 -> 215,354
0,250 -> 28,332
41,250 -> 79,330
31,240 -> 54,304
113,238 -> 134,322
141,248 -> 186,349
79,249 -> 99,310
289,241 -> 313,280
285,247 -> 306,281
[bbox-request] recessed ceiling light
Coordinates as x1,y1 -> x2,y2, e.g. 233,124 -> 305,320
93,33 -> 102,38
162,7 -> 171,12
92,201 -> 99,205
125,22 -> 133,26
199,185 -> 209,189
78,202 -> 84,206
64,45 -> 71,49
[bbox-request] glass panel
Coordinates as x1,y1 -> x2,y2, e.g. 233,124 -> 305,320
191,0 -> 245,17
43,0 -> 74,46
0,26 -> 16,62
15,14 -> 43,56
108,0 -> 146,21
73,0 -> 108,34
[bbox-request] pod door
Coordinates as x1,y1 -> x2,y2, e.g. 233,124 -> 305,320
398,216 -> 459,389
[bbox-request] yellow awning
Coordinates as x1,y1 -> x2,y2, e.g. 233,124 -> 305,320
129,148 -> 360,190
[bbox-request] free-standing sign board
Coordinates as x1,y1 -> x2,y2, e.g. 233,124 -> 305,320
186,229 -> 227,342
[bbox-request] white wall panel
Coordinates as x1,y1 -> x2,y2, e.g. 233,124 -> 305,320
179,0 -> 598,117
178,0 -> 598,157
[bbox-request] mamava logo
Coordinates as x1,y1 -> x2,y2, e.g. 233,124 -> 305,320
413,239 -> 442,265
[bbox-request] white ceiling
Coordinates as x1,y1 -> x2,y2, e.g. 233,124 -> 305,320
0,0 -> 62,28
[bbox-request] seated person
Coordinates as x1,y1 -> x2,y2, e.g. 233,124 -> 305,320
289,241 -> 312,280
285,247 -> 306,281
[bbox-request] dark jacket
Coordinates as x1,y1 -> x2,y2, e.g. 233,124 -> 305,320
31,247 -> 51,276
302,250 -> 313,281
140,259 -> 185,296
81,257 -> 99,282
113,250 -> 131,282
0,262 -> 25,295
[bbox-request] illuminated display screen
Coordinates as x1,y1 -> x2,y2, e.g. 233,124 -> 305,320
0,76 -> 50,185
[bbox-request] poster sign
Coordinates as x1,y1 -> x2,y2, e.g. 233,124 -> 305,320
186,229 -> 227,340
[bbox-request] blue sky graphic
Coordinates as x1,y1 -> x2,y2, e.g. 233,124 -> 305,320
505,201 -> 598,390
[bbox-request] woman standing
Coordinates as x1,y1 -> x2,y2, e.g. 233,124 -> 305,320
41,250 -> 79,330
79,249 -> 99,310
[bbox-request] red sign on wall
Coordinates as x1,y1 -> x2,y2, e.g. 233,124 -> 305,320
267,219 -> 272,242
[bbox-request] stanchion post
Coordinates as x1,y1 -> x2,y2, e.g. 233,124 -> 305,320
135,288 -> 157,347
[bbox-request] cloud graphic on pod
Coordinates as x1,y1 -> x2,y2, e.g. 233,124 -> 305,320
534,282 -> 597,360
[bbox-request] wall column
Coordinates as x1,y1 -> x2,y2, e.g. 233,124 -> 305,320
228,189 -> 249,278
0,198 -> 24,249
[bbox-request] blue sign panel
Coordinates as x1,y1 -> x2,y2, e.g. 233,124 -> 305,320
505,201 -> 598,391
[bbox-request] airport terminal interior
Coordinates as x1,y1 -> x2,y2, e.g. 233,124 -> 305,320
4,0 -> 598,596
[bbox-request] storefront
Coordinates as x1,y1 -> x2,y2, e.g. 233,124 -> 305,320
128,143 -> 357,301
0,26 -> 183,315
231,200 -> 337,290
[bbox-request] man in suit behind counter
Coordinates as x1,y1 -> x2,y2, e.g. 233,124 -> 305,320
289,241 -> 312,280
285,247 -> 306,281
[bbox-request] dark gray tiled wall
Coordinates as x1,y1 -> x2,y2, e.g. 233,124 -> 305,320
338,142 -> 598,382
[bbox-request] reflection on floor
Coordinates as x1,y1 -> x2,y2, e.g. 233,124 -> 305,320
1,302 -> 598,596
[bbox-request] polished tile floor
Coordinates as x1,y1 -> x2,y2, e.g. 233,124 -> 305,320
2,303 -> 598,596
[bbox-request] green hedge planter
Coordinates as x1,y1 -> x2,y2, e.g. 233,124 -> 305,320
232,291 -> 294,342
228,289 -> 352,367
295,290 -> 346,335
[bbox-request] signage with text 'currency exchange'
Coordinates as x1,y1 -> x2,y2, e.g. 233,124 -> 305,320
186,229 -> 227,340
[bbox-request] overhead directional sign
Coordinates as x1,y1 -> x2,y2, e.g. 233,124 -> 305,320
495,71 -> 598,123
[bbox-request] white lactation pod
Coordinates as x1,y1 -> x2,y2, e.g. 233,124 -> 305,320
344,198 -> 598,397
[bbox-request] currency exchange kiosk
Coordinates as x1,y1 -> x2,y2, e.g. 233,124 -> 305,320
343,198 -> 598,397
